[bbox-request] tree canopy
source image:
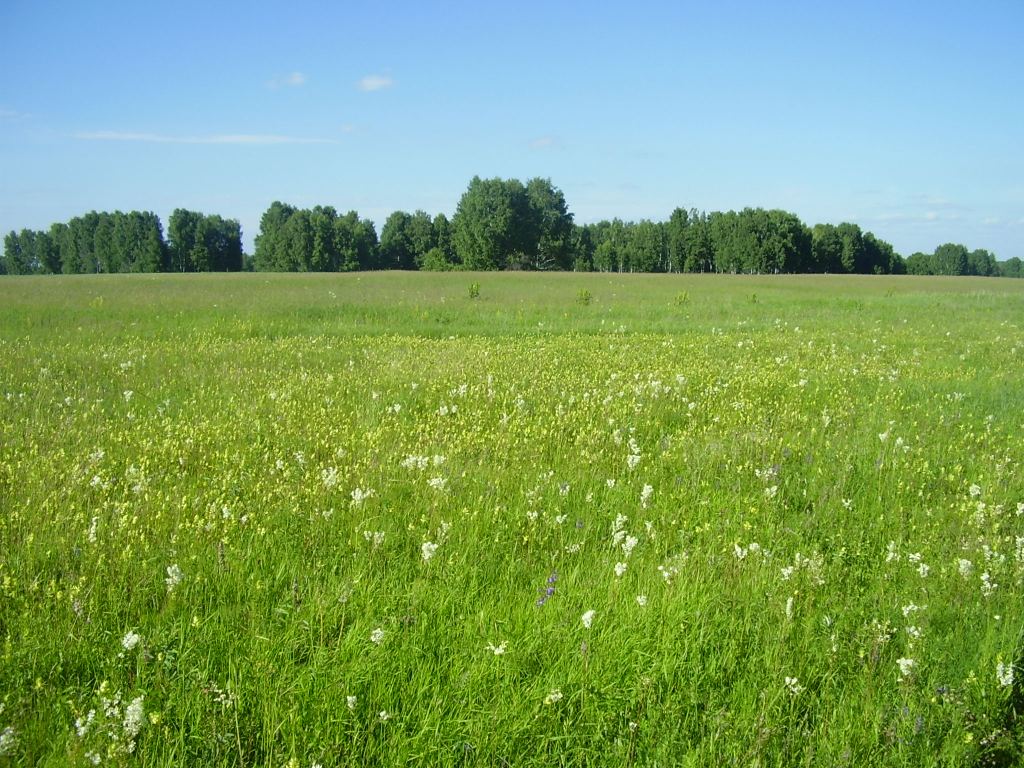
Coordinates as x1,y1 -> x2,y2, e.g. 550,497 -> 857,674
3,178 -> 1020,278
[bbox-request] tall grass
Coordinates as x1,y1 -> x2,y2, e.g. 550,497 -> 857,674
0,272 -> 1022,766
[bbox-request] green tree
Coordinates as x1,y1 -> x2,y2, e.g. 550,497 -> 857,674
967,248 -> 996,276
525,177 -> 573,269
452,176 -> 532,270
380,211 -> 415,270
932,243 -> 969,275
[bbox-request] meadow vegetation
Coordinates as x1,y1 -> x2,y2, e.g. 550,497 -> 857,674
1,272 -> 1023,766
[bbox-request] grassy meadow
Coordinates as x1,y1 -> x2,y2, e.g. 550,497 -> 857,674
1,272 -> 1024,766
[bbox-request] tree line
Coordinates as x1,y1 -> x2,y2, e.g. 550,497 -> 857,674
2,209 -> 242,275
3,176 -> 1020,277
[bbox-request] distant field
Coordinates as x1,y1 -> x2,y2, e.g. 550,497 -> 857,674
1,273 -> 1023,766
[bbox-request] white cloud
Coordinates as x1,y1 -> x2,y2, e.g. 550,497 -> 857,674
357,74 -> 394,92
74,131 -> 336,145
0,108 -> 30,120
981,216 -> 1002,226
267,72 -> 307,89
529,136 -> 562,150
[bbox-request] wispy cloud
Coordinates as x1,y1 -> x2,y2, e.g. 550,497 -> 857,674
0,108 -> 30,120
357,74 -> 394,92
74,131 -> 336,145
267,72 -> 307,89
529,136 -> 562,150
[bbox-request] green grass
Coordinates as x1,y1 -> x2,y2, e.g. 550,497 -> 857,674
1,272 -> 1023,766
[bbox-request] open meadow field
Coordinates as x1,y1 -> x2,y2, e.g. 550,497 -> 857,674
2,272 -> 1024,767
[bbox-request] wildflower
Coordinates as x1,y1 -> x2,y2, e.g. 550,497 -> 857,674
885,541 -> 899,563
614,562 -> 627,578
350,487 -> 375,505
969,484 -> 982,498
427,477 -> 447,491
917,562 -> 930,578
544,689 -> 563,705
897,657 -> 916,679
640,484 -> 653,508
0,726 -> 16,756
784,676 -> 804,695
421,541 -> 439,562
785,596 -> 794,621
981,571 -> 997,597
627,454 -> 641,470
581,610 -> 595,629
622,535 -> 638,558
165,564 -> 183,593
370,628 -> 385,645
123,695 -> 145,746
378,710 -> 391,722
636,595 -> 648,607
536,571 -> 557,606
346,695 -> 357,710
997,661 -> 1015,688
75,710 -> 95,738
958,558 -> 974,577
121,630 -> 141,651
321,466 -> 339,489
486,641 -> 507,656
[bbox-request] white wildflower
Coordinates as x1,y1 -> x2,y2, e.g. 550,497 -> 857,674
969,483 -> 982,498
621,535 -> 638,558
885,541 -> 899,563
544,689 -> 563,705
581,610 -> 595,629
165,563 -> 183,593
486,641 -> 507,656
370,627 -> 385,645
614,561 -> 627,578
626,454 -> 641,470
958,558 -> 974,577
640,484 -> 653,508
784,676 -> 804,695
75,710 -> 95,738
997,661 -> 1015,688
785,596 -> 794,621
981,571 -> 997,597
0,726 -> 15,756
346,695 -> 357,710
427,477 -> 447,491
636,595 -> 648,607
378,710 -> 391,722
123,695 -> 145,744
350,487 -> 375,505
896,657 -> 916,678
421,541 -> 439,562
121,631 -> 141,651
321,466 -> 339,489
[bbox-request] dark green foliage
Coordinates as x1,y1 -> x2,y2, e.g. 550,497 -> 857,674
168,209 -> 241,272
4,177 -> 1020,278
253,203 -> 377,272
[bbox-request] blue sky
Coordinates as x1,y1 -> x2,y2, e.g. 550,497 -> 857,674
2,0 -> 1022,258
